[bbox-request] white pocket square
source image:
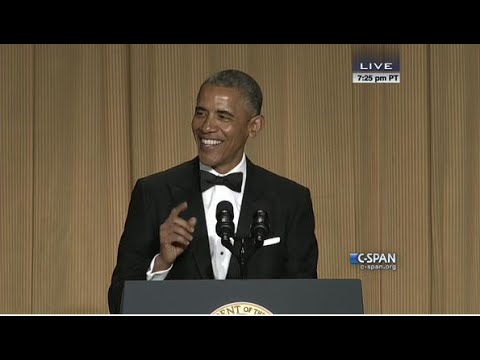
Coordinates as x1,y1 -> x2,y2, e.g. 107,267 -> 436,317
263,237 -> 280,246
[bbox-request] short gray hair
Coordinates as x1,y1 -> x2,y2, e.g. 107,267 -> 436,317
200,69 -> 263,116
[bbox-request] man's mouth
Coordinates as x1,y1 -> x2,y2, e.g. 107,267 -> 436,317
200,138 -> 223,146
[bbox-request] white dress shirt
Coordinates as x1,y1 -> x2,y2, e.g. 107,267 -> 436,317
146,154 -> 247,280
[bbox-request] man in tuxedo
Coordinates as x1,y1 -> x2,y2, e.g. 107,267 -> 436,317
108,69 -> 318,314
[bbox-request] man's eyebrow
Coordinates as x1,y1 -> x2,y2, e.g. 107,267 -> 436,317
195,106 -> 207,112
217,110 -> 234,117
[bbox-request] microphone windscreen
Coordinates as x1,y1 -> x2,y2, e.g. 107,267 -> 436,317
216,200 -> 233,218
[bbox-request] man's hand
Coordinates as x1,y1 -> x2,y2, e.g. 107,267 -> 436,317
153,201 -> 197,272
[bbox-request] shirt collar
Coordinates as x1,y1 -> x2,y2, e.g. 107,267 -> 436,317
199,153 -> 247,179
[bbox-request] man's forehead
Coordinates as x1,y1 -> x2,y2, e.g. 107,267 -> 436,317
197,87 -> 243,107
198,85 -> 240,98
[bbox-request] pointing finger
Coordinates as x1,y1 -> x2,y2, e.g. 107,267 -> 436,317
170,201 -> 188,217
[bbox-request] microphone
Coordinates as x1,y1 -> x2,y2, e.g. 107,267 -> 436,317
250,209 -> 270,247
216,201 -> 235,250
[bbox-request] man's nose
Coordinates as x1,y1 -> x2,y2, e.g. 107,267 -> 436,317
201,114 -> 216,132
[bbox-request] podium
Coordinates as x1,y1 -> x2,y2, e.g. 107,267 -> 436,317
120,279 -> 363,314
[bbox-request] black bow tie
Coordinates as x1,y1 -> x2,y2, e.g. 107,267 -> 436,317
200,170 -> 243,193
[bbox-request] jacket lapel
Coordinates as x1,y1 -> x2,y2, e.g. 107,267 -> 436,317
171,157 -> 213,279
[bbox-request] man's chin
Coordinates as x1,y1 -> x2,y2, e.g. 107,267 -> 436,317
198,154 -> 219,167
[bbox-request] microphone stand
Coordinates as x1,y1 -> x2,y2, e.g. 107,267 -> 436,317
222,234 -> 263,279
239,237 -> 246,279
235,235 -> 263,279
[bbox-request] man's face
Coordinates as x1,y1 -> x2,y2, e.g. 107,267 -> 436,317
192,85 -> 260,174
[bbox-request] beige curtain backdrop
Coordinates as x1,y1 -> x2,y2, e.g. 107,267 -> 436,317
1,44 -> 479,314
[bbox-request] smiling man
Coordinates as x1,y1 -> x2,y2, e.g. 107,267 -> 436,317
108,70 -> 318,314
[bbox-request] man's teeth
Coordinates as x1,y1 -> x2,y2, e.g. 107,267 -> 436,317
201,139 -> 222,145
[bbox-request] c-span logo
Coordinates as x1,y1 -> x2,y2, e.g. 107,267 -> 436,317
212,302 -> 272,315
350,252 -> 397,271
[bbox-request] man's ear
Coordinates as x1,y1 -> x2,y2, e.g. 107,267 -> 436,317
248,115 -> 264,138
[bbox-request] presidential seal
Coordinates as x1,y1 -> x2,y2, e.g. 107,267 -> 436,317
212,302 -> 272,315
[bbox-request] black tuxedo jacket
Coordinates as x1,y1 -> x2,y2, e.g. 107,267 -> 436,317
108,157 -> 318,313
